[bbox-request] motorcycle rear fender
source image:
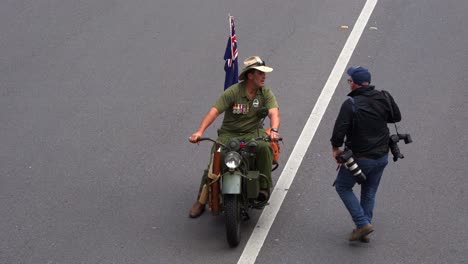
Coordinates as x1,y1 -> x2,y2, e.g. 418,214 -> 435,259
222,171 -> 242,194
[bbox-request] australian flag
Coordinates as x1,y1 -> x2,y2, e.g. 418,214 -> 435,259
224,16 -> 238,90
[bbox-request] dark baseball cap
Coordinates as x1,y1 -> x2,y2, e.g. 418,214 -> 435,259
347,66 -> 371,85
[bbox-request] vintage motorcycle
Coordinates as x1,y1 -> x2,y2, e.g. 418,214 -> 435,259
196,108 -> 281,247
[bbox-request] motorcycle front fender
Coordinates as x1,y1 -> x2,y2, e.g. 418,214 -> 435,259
222,171 -> 242,194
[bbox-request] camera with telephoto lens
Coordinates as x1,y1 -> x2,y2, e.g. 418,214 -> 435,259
388,133 -> 412,162
336,149 -> 367,185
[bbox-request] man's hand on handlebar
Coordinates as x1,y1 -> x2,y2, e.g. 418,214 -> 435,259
188,132 -> 203,143
270,131 -> 281,142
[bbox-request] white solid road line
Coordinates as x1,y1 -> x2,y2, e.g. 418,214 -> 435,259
237,0 -> 379,263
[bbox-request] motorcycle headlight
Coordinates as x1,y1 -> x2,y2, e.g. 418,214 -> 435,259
224,151 -> 242,169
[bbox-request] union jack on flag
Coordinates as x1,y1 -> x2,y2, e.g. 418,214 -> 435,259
223,16 -> 239,90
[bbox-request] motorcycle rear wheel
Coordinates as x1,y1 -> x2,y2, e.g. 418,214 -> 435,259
224,194 -> 241,247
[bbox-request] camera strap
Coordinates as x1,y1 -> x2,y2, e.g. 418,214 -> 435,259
348,96 -> 357,112
347,96 -> 358,142
380,90 -> 401,133
381,90 -> 396,123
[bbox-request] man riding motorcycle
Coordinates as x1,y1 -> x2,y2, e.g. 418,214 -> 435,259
188,56 -> 281,218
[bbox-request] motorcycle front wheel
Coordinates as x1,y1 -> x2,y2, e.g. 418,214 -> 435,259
224,194 -> 241,247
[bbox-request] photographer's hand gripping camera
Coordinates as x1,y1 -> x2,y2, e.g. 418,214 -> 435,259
336,149 -> 367,185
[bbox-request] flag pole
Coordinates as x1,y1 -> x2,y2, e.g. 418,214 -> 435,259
228,14 -> 232,37
228,13 -> 234,58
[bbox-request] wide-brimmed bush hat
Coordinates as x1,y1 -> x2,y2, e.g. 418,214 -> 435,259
238,56 -> 273,81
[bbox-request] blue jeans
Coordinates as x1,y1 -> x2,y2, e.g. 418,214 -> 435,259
335,154 -> 388,228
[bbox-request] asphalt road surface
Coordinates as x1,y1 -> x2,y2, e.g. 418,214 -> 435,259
1,0 -> 467,263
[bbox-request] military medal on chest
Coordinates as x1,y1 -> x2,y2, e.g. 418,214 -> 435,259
233,103 -> 240,114
233,103 -> 251,114
241,103 -> 250,114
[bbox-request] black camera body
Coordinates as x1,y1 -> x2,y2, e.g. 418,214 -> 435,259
389,133 -> 412,162
336,149 -> 367,184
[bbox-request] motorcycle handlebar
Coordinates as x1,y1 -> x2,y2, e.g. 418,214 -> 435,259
254,136 -> 283,142
197,137 -> 218,143
197,137 -> 282,144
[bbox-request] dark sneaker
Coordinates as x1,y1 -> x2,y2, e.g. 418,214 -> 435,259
349,224 -> 374,241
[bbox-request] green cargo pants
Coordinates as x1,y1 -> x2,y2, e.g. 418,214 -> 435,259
198,129 -> 273,191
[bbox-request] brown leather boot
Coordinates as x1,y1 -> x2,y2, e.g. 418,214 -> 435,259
189,200 -> 205,218
351,228 -> 371,243
359,234 -> 370,243
348,224 -> 374,241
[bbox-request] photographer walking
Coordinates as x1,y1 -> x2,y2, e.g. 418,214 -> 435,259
331,66 -> 401,242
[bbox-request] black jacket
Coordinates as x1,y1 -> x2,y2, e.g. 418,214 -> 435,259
330,85 -> 401,158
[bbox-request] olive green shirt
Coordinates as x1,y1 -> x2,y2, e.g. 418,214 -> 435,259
213,82 -> 278,134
